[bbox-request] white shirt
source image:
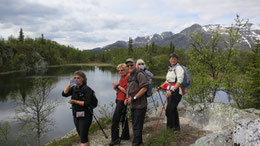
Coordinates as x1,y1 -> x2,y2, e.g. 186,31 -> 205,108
166,63 -> 184,95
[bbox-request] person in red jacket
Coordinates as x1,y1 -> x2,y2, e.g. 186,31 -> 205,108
109,64 -> 130,146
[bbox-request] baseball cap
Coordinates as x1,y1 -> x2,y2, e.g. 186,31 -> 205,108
125,58 -> 135,64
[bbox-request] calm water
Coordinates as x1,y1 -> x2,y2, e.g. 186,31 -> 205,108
0,65 -> 165,145
0,65 -> 229,145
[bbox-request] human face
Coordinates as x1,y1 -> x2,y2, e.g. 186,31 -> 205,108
126,62 -> 135,73
169,57 -> 178,66
73,75 -> 83,86
138,63 -> 144,70
118,68 -> 126,77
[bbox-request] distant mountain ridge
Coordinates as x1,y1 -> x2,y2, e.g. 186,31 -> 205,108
92,23 -> 260,53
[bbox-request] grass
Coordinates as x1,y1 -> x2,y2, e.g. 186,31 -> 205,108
145,129 -> 178,146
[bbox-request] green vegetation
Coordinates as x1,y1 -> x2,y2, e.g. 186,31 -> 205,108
0,33 -> 95,72
0,121 -> 10,142
15,78 -> 58,146
145,129 -> 177,146
95,15 -> 259,109
0,16 -> 258,110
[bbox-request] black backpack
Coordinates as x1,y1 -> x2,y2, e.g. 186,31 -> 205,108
76,85 -> 98,109
90,91 -> 98,108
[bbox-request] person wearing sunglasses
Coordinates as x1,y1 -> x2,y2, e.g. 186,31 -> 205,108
62,71 -> 98,146
109,64 -> 130,146
124,58 -> 149,146
136,59 -> 153,79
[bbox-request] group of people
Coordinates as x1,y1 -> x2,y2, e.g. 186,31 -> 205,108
62,53 -> 185,146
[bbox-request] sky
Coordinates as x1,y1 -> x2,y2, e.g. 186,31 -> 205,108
0,0 -> 260,50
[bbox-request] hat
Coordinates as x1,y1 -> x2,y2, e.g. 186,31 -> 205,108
136,59 -> 146,68
125,58 -> 135,64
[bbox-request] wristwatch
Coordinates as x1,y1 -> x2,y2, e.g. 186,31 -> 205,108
131,96 -> 137,101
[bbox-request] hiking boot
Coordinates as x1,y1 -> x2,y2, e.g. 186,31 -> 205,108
109,139 -> 120,146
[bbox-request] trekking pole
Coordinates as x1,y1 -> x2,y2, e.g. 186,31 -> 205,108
88,107 -> 108,139
150,93 -> 157,111
122,104 -> 128,130
157,90 -> 166,112
155,90 -> 167,131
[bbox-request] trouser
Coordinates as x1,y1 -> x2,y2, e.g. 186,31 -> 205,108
131,108 -> 147,146
73,113 -> 93,143
111,100 -> 130,141
165,91 -> 182,130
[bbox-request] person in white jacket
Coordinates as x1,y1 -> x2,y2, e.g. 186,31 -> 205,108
157,53 -> 185,131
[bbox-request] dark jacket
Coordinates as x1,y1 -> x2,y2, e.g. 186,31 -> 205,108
62,84 -> 97,116
127,69 -> 149,109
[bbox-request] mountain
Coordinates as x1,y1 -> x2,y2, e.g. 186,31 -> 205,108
91,23 -> 260,53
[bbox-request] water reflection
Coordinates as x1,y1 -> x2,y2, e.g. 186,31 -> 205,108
0,65 -> 172,145
0,65 -> 165,145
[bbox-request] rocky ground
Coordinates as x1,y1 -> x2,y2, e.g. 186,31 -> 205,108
69,107 -> 211,146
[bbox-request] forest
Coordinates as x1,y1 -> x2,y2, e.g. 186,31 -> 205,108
0,17 -> 259,109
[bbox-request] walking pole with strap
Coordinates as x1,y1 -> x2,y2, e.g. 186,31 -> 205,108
155,90 -> 167,131
88,107 -> 108,139
157,90 -> 166,112
122,104 -> 128,130
150,91 -> 157,111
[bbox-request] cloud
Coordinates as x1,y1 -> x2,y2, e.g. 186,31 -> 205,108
0,0 -> 259,50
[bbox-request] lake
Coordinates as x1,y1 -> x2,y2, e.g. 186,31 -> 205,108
0,65 -> 166,145
0,65 -> 230,145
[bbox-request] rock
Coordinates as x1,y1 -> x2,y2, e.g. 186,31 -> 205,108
190,129 -> 233,146
244,108 -> 260,116
186,103 -> 260,146
25,49 -> 48,72
233,119 -> 260,146
0,47 -> 14,66
184,103 -> 259,131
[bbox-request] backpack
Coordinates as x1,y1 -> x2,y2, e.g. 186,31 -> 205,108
90,91 -> 98,108
174,65 -> 191,88
76,85 -> 98,109
132,70 -> 153,97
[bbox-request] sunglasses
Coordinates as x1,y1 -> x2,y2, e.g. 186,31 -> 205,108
138,63 -> 144,65
118,69 -> 124,72
126,64 -> 134,67
73,77 -> 81,79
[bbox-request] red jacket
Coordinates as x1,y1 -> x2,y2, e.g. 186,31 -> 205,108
117,74 -> 128,101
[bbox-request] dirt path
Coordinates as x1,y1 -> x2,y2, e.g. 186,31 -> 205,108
71,107 -> 211,146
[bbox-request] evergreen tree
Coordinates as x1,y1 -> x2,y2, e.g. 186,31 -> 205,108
128,37 -> 133,55
151,42 -> 156,53
245,41 -> 260,108
18,28 -> 24,42
169,41 -> 175,53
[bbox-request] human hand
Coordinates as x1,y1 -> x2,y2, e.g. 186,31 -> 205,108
113,82 -> 118,86
156,86 -> 161,91
166,91 -> 172,98
127,97 -> 132,104
113,82 -> 119,89
68,99 -> 75,104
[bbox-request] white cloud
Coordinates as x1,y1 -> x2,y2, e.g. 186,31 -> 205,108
0,0 -> 259,50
